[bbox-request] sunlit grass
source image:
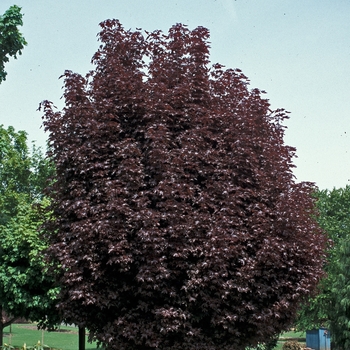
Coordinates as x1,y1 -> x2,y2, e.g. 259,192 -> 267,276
3,323 -> 98,350
3,323 -> 307,350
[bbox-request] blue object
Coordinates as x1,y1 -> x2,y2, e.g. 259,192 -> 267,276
306,328 -> 331,350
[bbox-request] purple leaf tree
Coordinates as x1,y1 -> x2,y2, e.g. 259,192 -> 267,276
42,20 -> 326,350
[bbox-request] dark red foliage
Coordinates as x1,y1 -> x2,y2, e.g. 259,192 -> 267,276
42,20 -> 326,350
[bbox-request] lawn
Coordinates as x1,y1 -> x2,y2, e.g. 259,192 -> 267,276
2,323 -> 98,350
3,324 -> 306,350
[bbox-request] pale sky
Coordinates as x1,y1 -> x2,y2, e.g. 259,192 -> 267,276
0,0 -> 349,190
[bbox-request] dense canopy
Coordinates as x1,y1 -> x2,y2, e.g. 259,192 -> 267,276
42,20 -> 326,350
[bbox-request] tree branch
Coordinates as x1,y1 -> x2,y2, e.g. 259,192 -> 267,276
2,317 -> 18,329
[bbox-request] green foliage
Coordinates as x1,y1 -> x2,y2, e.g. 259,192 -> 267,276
316,186 -> 350,253
0,125 -> 52,226
24,340 -> 50,350
328,238 -> 350,348
0,125 -> 58,334
0,341 -> 50,350
282,341 -> 302,350
0,197 -> 59,320
1,344 -> 14,350
295,186 -> 350,332
0,5 -> 27,83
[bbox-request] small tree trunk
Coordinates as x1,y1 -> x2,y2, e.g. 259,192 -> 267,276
0,306 -> 17,347
78,326 -> 85,350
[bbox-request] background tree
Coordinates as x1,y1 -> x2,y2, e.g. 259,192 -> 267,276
0,125 -> 58,346
328,237 -> 350,350
295,186 -> 350,334
42,20 -> 327,350
0,5 -> 27,83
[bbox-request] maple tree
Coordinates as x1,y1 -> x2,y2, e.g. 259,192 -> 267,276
42,20 -> 327,350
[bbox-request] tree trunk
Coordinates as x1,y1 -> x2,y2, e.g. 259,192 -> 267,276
78,326 -> 85,350
0,305 -> 18,347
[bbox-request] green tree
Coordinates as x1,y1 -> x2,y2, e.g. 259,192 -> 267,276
295,187 -> 350,336
0,4 -> 27,83
329,238 -> 350,349
0,125 -> 58,346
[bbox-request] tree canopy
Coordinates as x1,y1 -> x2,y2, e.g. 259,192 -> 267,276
42,20 -> 327,350
0,5 -> 27,83
296,186 -> 350,348
296,187 -> 350,328
0,125 -> 58,346
329,238 -> 350,349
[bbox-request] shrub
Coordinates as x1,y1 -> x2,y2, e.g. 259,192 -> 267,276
282,340 -> 302,350
245,343 -> 267,350
1,341 -> 49,350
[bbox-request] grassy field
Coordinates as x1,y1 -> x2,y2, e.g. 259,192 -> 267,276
3,324 -> 306,350
2,323 -> 97,350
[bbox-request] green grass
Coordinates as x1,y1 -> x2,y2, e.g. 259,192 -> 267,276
3,324 -> 307,350
279,330 -> 306,339
2,323 -> 98,350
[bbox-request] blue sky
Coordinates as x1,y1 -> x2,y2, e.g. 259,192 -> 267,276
0,0 -> 349,190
